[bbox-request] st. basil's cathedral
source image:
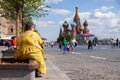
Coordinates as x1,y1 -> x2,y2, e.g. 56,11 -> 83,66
58,6 -> 94,43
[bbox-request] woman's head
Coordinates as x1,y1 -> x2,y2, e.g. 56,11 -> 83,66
25,22 -> 34,31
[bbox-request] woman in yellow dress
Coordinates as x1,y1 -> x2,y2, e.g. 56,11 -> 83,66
14,22 -> 46,77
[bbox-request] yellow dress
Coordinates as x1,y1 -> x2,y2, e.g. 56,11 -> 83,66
14,31 -> 46,74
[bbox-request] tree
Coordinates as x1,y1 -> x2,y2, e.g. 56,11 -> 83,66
57,33 -> 72,43
21,0 -> 50,32
93,37 -> 98,46
0,0 -> 49,37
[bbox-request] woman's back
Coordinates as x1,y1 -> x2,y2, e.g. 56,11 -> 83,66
16,31 -> 43,54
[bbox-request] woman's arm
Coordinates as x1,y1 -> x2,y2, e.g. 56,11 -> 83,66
36,33 -> 44,48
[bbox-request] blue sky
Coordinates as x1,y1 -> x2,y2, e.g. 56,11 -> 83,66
34,0 -> 120,41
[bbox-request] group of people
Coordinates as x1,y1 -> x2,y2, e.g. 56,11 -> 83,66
58,38 -> 94,54
0,36 -> 16,50
111,38 -> 120,48
59,38 -> 78,54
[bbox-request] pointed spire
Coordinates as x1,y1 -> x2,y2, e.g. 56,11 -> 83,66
83,20 -> 89,33
73,5 -> 82,34
74,5 -> 80,20
83,20 -> 88,26
76,5 -> 78,12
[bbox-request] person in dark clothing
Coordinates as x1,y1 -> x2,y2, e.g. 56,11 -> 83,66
5,40 -> 11,48
59,42 -> 62,51
88,40 -> 93,50
119,41 -> 120,48
116,38 -> 119,47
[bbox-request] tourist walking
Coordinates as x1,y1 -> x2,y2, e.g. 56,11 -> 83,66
14,22 -> 46,77
11,36 -> 16,47
70,38 -> 77,52
51,41 -> 54,47
111,39 -> 115,48
59,42 -> 62,51
9,36 -> 16,50
88,40 -> 93,50
62,38 -> 67,54
116,38 -> 119,47
66,42 -> 70,53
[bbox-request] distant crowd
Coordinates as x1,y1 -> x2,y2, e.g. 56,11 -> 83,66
50,38 -> 120,55
0,36 -> 16,50
110,38 -> 120,48
58,38 -> 78,54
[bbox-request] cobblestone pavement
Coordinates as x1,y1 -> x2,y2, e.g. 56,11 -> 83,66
1,45 -> 120,80
44,45 -> 120,80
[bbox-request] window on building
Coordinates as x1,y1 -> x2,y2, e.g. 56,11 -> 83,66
11,28 -> 13,32
9,25 -> 14,33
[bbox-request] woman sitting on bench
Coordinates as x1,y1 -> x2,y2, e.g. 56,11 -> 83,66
14,22 -> 46,77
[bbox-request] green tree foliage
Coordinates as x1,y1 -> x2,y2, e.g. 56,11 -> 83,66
93,37 -> 98,43
0,0 -> 49,37
57,33 -> 72,42
0,0 -> 49,19
93,37 -> 98,46
23,0 -> 49,18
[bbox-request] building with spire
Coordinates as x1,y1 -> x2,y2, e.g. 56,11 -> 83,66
74,5 -> 83,34
83,20 -> 89,34
58,5 -> 94,43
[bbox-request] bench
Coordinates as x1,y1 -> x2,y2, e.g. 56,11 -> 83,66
1,50 -> 47,61
1,50 -> 15,58
0,58 -> 38,80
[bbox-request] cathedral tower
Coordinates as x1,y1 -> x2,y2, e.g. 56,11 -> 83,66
73,5 -> 83,34
83,20 -> 89,34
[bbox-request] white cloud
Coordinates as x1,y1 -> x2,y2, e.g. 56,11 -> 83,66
89,6 -> 120,38
51,9 -> 72,15
94,6 -> 115,19
95,6 -> 114,12
37,21 -> 55,27
79,12 -> 92,19
94,11 -> 115,18
46,0 -> 63,4
109,19 -> 120,27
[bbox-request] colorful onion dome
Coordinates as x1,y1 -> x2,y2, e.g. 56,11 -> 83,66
63,21 -> 69,27
71,22 -> 77,27
83,20 -> 88,26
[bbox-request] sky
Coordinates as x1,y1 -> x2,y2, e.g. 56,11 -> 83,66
33,0 -> 120,41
